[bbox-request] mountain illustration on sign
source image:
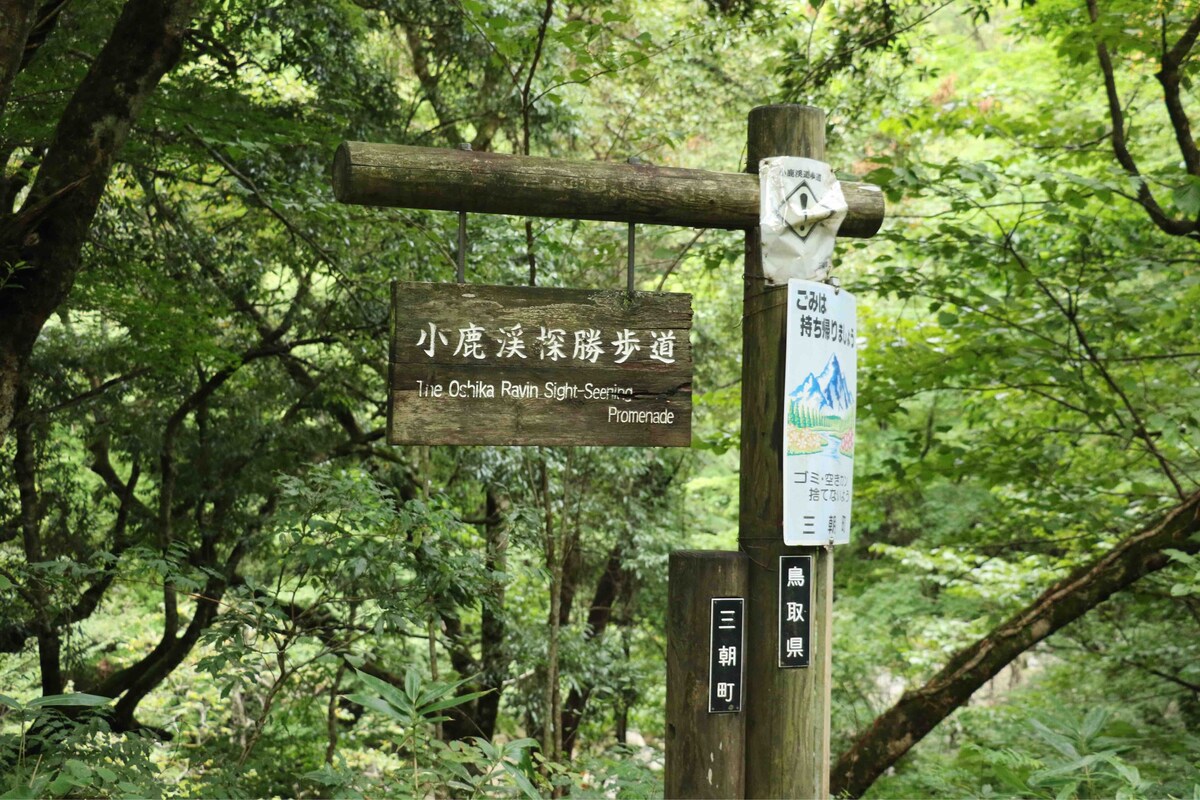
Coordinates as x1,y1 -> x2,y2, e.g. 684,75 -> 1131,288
791,353 -> 852,415
787,354 -> 855,458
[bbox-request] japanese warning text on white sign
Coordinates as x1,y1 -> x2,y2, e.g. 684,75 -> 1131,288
783,279 -> 856,546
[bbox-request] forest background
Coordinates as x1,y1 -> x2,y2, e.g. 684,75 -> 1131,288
2,0 -> 1200,797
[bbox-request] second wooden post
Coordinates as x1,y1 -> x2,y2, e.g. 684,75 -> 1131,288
665,550 -> 749,799
740,104 -> 835,799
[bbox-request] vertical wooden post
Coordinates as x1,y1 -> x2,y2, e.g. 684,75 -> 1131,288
740,105 -> 835,799
665,550 -> 748,799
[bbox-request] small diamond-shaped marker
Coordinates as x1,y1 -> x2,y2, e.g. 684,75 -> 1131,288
778,180 -> 818,242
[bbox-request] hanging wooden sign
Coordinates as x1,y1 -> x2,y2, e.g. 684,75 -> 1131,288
388,282 -> 692,447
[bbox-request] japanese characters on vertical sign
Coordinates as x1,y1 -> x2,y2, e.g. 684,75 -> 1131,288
389,283 -> 692,447
783,279 -> 857,545
778,556 -> 812,669
708,597 -> 744,713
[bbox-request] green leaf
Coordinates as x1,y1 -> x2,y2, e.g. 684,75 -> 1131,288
421,689 -> 492,715
353,670 -> 408,710
0,694 -> 21,710
476,737 -> 500,760
404,670 -> 421,702
1106,757 -> 1142,787
344,692 -> 403,722
504,737 -> 540,756
444,762 -> 473,781
1054,781 -> 1080,800
1030,719 -> 1079,759
28,692 -> 112,708
1080,707 -> 1109,740
1164,548 -> 1196,566
1174,177 -> 1200,216
2,779 -> 47,800
48,774 -> 75,795
502,761 -> 541,800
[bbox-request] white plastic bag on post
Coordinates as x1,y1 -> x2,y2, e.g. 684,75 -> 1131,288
759,157 -> 848,284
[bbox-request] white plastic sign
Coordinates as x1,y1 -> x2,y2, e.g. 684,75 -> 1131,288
783,279 -> 856,546
759,157 -> 847,285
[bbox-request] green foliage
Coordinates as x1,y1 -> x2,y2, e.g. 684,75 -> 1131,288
1165,547 -> 1200,598
336,669 -> 539,798
0,695 -> 162,799
869,698 -> 1200,799
816,0 -> 1200,791
4,0 -> 1200,797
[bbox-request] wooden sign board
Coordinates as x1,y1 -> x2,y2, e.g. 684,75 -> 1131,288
389,282 -> 692,447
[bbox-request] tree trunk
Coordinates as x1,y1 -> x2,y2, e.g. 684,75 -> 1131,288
0,0 -> 197,444
561,545 -> 626,756
0,0 -> 40,118
476,487 -> 510,739
104,541 -> 244,729
832,489 -> 1200,797
440,489 -> 513,742
541,455 -> 562,766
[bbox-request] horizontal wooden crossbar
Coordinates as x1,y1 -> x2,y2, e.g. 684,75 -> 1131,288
332,142 -> 885,237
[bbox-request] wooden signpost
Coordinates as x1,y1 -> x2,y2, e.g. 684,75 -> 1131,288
389,282 -> 692,447
740,106 -> 837,799
333,104 -> 884,799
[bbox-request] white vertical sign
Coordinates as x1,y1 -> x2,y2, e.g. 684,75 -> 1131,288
783,279 -> 856,546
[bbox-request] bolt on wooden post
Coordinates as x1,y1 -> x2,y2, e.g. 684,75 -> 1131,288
741,105 -> 835,799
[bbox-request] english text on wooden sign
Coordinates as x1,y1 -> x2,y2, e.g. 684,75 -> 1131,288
389,282 -> 692,447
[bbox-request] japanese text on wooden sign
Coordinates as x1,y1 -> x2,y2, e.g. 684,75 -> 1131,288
709,597 -> 744,713
389,282 -> 692,447
778,556 -> 812,669
783,279 -> 857,545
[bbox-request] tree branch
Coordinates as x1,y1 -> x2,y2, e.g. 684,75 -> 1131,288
18,1 -> 70,74
520,0 -> 554,158
1086,0 -> 1198,237
561,545 -> 628,756
0,0 -> 40,118
0,0 -> 198,445
1157,9 -> 1200,176
999,228 -> 1186,498
832,489 -> 1200,796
